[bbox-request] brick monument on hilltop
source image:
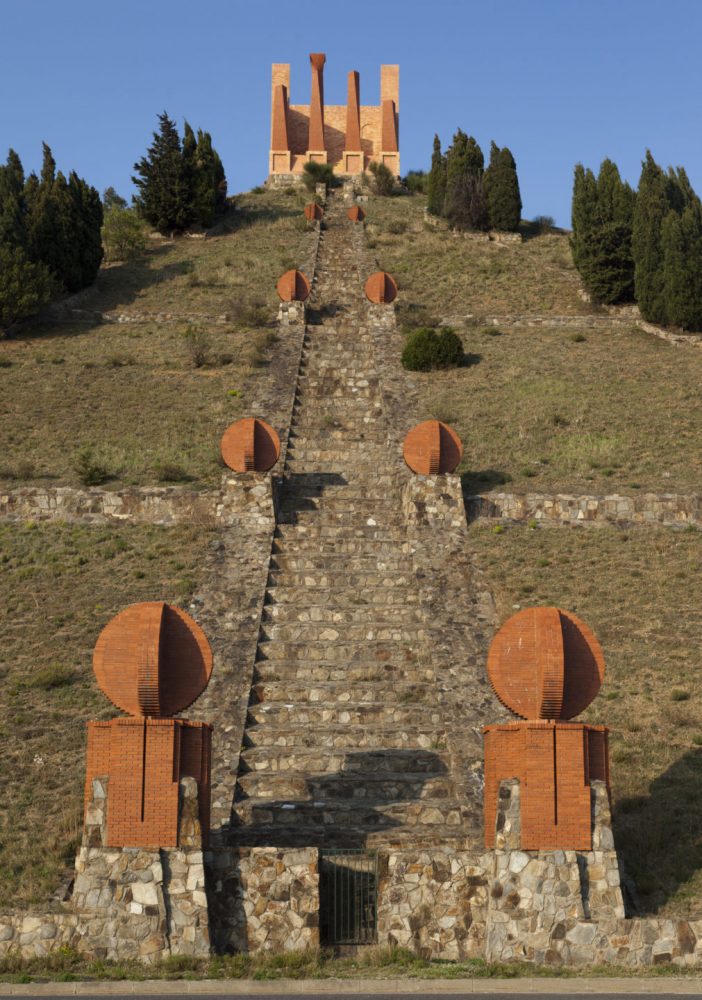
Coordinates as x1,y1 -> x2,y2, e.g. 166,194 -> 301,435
269,53 -> 399,180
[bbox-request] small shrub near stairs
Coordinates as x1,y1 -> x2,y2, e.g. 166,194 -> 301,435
401,326 -> 463,371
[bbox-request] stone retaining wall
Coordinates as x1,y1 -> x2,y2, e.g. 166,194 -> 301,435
467,491 -> 701,528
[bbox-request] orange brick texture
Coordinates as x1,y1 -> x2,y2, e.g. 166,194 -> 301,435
85,717 -> 212,849
403,420 -> 463,476
276,269 -> 311,302
364,271 -> 398,305
483,607 -> 611,851
86,601 -> 214,849
269,54 -> 400,177
304,202 -> 323,222
220,417 -> 281,473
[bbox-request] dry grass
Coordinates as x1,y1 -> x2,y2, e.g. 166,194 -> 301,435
365,192 -> 584,316
469,522 -> 702,916
366,193 -> 702,494
0,522 -> 210,907
0,189 -> 310,488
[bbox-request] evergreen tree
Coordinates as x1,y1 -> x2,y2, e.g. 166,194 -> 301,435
132,111 -> 190,234
484,141 -> 522,231
426,135 -> 446,216
570,163 -> 598,272
69,171 -> 103,288
181,121 -> 198,219
0,243 -> 54,333
103,186 -> 127,210
444,132 -> 487,229
578,223 -> 635,304
212,146 -> 227,216
596,159 -> 636,227
662,202 -> 702,330
0,149 -> 26,246
632,151 -> 673,324
193,129 -> 217,227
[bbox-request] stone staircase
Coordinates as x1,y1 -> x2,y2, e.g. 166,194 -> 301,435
229,193 -> 475,848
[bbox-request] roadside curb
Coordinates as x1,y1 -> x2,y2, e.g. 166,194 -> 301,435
1,976 -> 702,995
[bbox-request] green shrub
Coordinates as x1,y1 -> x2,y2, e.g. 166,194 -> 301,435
302,161 -> 335,193
403,170 -> 427,194
401,327 -> 463,371
101,206 -> 147,262
183,325 -> 211,367
369,161 -> 396,196
74,447 -> 109,487
27,664 -> 75,690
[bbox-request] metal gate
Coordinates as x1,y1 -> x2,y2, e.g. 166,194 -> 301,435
319,849 -> 378,945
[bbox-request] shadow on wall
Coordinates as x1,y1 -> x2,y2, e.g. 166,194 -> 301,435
228,749 -> 450,849
461,469 -> 512,497
613,748 -> 702,914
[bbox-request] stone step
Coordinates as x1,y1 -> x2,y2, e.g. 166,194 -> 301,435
243,725 -> 447,751
267,570 -> 415,589
239,746 -> 451,776
261,604 -> 424,625
283,461 -> 402,475
264,586 -> 420,605
269,553 -> 410,572
230,797 -> 467,835
252,660 -> 434,684
274,523 -> 403,541
236,771 -> 456,803
227,823 -> 472,849
271,538 -> 408,557
259,622 -> 428,643
249,678 -> 435,706
256,638 -> 423,663
276,509 -> 404,529
247,701 -> 439,727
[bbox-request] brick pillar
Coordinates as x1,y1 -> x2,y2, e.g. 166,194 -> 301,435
343,70 -> 363,175
270,64 -> 292,175
379,64 -> 400,175
306,52 -> 327,164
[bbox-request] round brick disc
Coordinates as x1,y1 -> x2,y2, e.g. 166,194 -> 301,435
220,417 -> 280,473
93,601 -> 213,717
348,205 -> 365,223
487,606 -> 605,720
403,420 -> 463,475
276,269 -> 311,302
364,271 -> 397,304
304,203 -> 323,221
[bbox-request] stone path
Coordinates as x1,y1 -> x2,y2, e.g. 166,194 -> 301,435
228,194 -> 476,849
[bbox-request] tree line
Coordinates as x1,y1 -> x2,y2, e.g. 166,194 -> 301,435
572,152 -> 702,330
426,131 -> 522,232
0,144 -> 103,329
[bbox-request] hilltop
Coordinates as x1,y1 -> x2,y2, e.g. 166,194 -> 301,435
0,185 -> 700,920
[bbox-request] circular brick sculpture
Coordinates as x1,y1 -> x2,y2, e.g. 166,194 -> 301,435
364,271 -> 397,304
403,420 -> 463,475
348,205 -> 365,223
93,601 -> 213,718
487,606 -> 605,721
304,202 -> 323,221
276,269 -> 311,302
220,417 -> 280,473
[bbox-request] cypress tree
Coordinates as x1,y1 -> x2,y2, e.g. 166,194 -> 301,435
181,121 -> 198,223
570,164 -> 598,273
578,222 -> 635,304
465,135 -> 484,177
193,129 -> 217,228
632,151 -> 673,324
212,147 -> 227,216
68,171 -> 103,288
0,149 -> 26,247
0,243 -> 54,333
596,159 -> 635,227
484,141 -> 522,231
662,202 -> 702,330
132,111 -> 189,234
426,135 -> 446,217
444,132 -> 487,229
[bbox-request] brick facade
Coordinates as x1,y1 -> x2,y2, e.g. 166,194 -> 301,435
269,54 -> 399,177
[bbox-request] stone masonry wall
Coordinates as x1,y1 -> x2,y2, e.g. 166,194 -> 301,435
206,847 -> 319,953
467,491 -> 701,528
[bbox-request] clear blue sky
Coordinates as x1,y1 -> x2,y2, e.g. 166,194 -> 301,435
2,0 -> 701,227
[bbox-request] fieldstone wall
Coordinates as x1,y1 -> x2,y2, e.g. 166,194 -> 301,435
484,778 -> 702,968
206,847 -> 319,953
467,491 -> 701,528
377,848 -> 491,960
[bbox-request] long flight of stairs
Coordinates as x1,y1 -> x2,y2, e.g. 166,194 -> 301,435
229,193 -> 473,848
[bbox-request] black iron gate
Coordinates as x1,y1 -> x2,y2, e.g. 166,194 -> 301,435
319,849 -> 378,945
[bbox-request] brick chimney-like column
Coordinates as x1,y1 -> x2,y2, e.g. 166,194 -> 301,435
306,52 -> 327,163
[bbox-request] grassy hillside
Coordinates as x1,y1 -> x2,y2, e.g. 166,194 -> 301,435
367,193 -> 702,496
0,522 -> 209,907
469,522 -> 702,916
0,184 -> 700,921
0,189 -> 311,488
